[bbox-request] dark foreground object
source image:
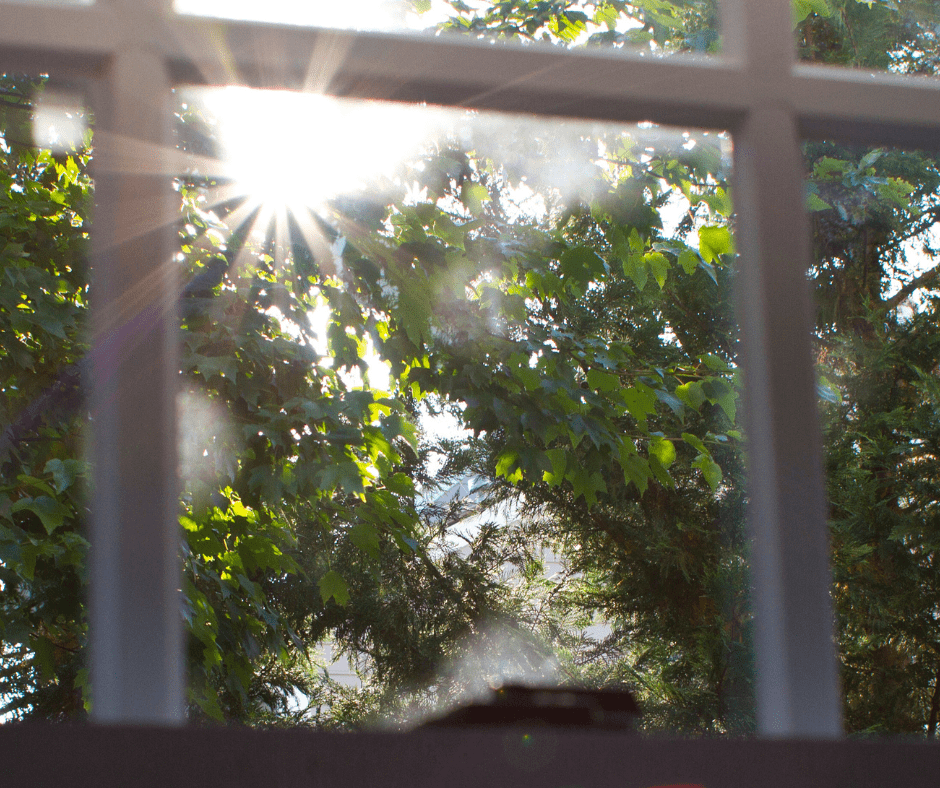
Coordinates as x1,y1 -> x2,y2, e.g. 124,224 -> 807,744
423,683 -> 640,730
2,724 -> 939,788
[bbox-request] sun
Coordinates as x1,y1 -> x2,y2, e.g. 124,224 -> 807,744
194,86 -> 431,219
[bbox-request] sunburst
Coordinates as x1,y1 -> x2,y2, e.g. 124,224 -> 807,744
186,86 -> 431,256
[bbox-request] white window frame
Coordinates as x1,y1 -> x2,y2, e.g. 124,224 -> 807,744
2,0 -> 940,752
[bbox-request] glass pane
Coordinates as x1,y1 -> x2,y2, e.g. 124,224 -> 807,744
0,77 -> 92,721
797,0 -> 939,74
805,138 -> 940,736
173,88 -> 748,732
174,0 -> 723,56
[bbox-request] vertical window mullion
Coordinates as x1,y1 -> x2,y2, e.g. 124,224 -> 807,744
734,107 -> 842,736
89,38 -> 183,723
732,0 -> 842,735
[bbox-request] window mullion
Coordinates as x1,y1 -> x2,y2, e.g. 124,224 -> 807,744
89,44 -> 183,724
734,105 -> 843,737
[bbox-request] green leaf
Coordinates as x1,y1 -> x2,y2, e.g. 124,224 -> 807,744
622,386 -> 657,427
44,458 -> 83,494
569,467 -> 606,506
648,454 -> 674,488
560,246 -> 606,290
858,148 -> 884,170
644,252 -> 670,289
654,388 -> 686,417
593,1 -> 618,27
349,522 -> 381,560
806,192 -> 832,211
395,276 -> 433,348
814,156 -> 850,178
495,450 -> 523,483
586,368 -> 619,393
700,187 -> 733,217
11,495 -> 70,534
319,462 -> 365,496
31,636 -> 56,681
460,182 -> 491,214
649,436 -> 676,469
678,248 -> 699,275
619,443 -> 650,495
700,354 -> 731,372
194,353 -> 237,382
16,475 -> 56,497
793,0 -> 831,25
675,381 -> 707,410
622,250 -> 648,291
703,377 -> 737,421
542,448 -> 568,487
878,177 -> 916,210
698,225 -> 733,264
692,454 -> 723,490
319,570 -> 350,606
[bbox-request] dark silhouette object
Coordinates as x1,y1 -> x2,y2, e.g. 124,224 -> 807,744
423,683 -> 640,731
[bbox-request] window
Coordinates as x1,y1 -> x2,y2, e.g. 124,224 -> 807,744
2,0 -> 939,781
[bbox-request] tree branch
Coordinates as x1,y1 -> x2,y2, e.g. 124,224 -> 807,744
0,361 -> 86,475
881,262 -> 940,311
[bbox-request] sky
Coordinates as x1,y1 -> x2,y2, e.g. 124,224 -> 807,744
174,0 -> 456,31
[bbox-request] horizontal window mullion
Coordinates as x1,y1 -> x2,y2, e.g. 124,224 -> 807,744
165,20 -> 750,127
0,5 -> 116,75
3,8 -> 940,136
794,65 -> 940,149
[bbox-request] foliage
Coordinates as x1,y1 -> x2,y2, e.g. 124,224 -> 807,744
794,2 -> 940,736
430,0 -> 719,52
0,75 -> 92,719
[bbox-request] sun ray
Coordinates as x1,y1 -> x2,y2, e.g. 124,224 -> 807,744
196,182 -> 261,224
286,203 -> 336,278
93,130 -> 222,178
273,204 -> 291,275
301,31 -> 354,95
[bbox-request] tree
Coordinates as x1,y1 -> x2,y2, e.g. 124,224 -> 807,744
795,1 -> 940,736
0,75 -> 93,719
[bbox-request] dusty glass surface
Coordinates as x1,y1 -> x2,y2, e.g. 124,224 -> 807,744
797,0 -> 939,74
171,87 -> 748,731
0,78 -> 92,722
805,138 -> 940,736
174,0 -> 722,56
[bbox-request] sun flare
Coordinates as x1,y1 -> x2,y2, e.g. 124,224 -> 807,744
195,87 -> 431,220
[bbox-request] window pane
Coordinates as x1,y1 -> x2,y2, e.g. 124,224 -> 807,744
805,138 -> 940,736
173,88 -> 748,732
0,76 -> 92,722
797,1 -> 939,74
174,0 -> 723,56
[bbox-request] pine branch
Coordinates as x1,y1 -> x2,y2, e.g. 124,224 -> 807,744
881,262 -> 940,311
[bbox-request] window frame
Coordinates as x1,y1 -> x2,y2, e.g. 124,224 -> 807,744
1,0 -> 939,744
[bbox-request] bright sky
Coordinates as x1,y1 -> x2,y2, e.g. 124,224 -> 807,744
174,0 -> 455,31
